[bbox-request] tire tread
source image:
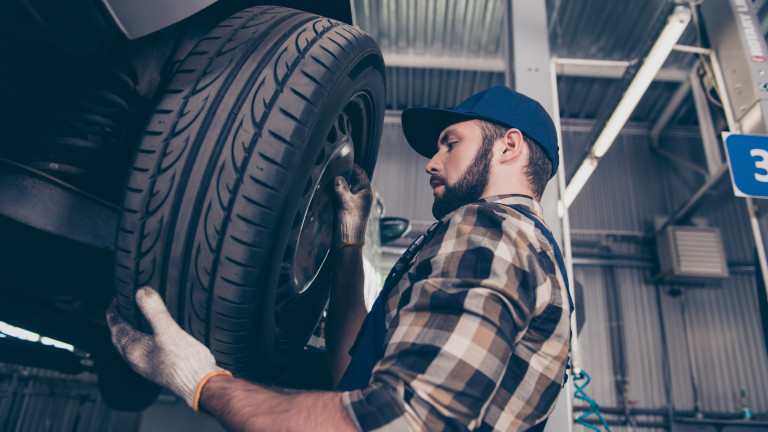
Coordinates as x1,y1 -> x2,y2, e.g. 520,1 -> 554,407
114,6 -> 384,378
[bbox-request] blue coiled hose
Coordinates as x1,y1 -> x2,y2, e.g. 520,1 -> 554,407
574,371 -> 612,432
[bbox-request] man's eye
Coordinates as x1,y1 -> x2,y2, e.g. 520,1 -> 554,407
446,141 -> 457,150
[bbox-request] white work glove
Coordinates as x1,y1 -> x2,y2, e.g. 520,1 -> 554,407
106,286 -> 229,408
332,164 -> 373,249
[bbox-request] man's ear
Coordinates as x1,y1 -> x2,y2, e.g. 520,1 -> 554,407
498,128 -> 526,164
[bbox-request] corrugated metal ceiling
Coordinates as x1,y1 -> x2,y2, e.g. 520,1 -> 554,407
352,0 -> 767,127
354,0 -> 506,57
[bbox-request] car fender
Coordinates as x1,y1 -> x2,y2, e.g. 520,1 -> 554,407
101,0 -> 216,39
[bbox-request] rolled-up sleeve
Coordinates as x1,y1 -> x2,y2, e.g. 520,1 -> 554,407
342,203 -> 547,431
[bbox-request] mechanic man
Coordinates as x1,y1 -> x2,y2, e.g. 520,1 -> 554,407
107,85 -> 572,431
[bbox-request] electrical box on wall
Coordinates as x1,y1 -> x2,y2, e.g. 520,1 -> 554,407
656,225 -> 729,283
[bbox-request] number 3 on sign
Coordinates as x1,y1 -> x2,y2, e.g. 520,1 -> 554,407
723,133 -> 768,198
751,148 -> 768,182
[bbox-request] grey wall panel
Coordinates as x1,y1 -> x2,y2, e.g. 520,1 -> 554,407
372,123 -> 434,227
567,131 -> 672,232
0,366 -> 141,432
563,123 -> 768,420
576,264 -> 768,415
617,268 -> 668,408
658,286 -> 697,412
574,266 -> 669,408
673,276 -> 768,413
573,265 -> 619,407
699,191 -> 756,264
654,134 -> 714,213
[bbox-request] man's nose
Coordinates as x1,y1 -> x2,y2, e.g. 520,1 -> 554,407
425,153 -> 441,174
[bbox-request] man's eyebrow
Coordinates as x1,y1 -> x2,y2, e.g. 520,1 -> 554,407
439,129 -> 459,143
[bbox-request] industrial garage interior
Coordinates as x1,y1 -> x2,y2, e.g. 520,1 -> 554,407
2,0 -> 768,431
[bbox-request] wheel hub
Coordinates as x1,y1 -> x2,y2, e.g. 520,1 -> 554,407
274,113 -> 355,342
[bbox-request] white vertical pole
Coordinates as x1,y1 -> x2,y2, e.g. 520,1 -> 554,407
504,1 -> 573,431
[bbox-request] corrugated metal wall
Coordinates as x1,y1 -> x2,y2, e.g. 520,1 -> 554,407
372,122 -> 433,227
0,364 -> 141,432
660,274 -> 768,412
567,125 -> 676,233
561,124 -> 768,431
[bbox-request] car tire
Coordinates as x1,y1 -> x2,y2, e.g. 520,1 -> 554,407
114,6 -> 384,381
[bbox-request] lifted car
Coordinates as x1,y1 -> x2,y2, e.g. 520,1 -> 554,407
0,0 -> 385,410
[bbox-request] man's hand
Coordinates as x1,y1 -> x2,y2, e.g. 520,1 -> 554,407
326,165 -> 372,385
108,290 -> 356,431
106,287 -> 228,408
332,164 -> 373,249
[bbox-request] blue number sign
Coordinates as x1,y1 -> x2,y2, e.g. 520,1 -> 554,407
723,133 -> 768,198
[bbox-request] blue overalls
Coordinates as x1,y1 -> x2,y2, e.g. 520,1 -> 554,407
336,204 -> 573,431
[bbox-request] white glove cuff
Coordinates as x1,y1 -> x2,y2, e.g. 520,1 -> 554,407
192,369 -> 233,416
169,364 -> 229,408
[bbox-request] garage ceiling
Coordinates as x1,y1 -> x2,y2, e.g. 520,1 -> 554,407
350,0 -> 768,261
352,0 -> 768,133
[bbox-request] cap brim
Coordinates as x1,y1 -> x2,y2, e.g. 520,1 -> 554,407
401,108 -> 480,158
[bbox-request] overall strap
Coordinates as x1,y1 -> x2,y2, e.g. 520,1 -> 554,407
504,204 -> 573,313
504,204 -> 574,432
381,220 -> 445,296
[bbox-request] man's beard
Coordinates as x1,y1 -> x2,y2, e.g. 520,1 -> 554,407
431,147 -> 492,220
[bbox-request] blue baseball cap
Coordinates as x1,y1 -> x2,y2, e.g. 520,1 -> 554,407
401,86 -> 559,178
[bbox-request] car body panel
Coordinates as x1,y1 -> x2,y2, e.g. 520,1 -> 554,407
101,0 -> 216,39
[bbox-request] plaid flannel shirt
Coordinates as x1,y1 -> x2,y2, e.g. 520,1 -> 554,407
341,194 -> 571,431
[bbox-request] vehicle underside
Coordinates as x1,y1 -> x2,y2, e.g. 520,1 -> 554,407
0,0 -> 385,410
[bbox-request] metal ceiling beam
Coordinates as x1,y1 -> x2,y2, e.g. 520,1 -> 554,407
650,78 -> 691,145
555,59 -> 687,82
382,52 -> 688,81
688,63 -> 724,176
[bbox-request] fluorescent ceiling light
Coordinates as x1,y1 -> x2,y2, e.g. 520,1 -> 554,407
562,6 -> 691,211
591,6 -> 691,157
0,320 -> 74,352
563,157 -> 598,208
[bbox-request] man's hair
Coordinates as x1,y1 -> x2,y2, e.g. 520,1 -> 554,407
476,120 -> 552,200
